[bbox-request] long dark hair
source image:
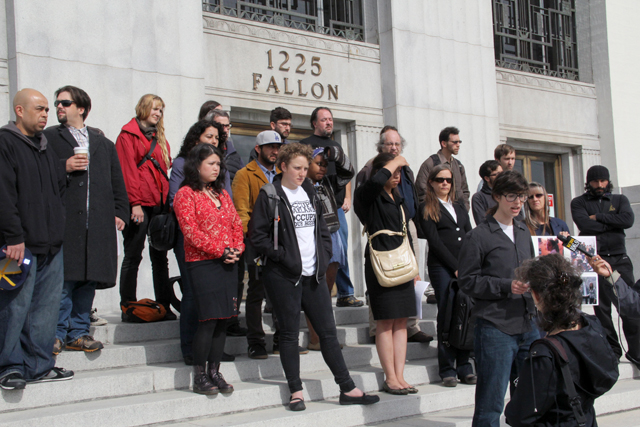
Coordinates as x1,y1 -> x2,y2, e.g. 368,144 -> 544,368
516,253 -> 583,332
177,120 -> 226,159
487,170 -> 528,216
180,143 -> 226,193
422,165 -> 456,222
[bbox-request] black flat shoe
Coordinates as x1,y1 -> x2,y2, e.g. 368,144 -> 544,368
289,396 -> 306,411
339,391 -> 380,405
382,381 -> 409,395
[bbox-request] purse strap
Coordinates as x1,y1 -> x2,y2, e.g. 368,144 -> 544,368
366,206 -> 407,244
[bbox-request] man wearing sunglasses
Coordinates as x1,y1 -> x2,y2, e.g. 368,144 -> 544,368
416,126 -> 470,211
570,165 -> 639,370
44,86 -> 129,355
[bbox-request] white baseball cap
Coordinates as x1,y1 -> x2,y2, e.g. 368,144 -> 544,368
256,130 -> 283,146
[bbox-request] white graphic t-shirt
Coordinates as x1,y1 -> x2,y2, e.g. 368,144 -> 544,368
282,185 -> 317,276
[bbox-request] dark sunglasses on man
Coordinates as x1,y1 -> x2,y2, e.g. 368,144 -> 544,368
54,100 -> 75,108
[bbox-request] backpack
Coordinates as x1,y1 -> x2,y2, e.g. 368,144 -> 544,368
121,298 -> 167,322
430,153 -> 464,175
441,278 -> 475,351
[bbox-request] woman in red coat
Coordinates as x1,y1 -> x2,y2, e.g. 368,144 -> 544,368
174,143 -> 244,395
116,94 -> 174,320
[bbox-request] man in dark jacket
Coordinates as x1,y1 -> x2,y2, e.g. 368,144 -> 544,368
355,126 -> 433,344
301,107 -> 363,307
471,160 -> 502,224
44,86 -> 129,354
0,89 -> 73,390
570,165 -> 639,368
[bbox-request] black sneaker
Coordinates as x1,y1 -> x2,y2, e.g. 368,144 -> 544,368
248,343 -> 268,359
227,323 -> 248,337
27,367 -> 74,383
222,352 -> 236,362
336,296 -> 364,307
0,372 -> 26,390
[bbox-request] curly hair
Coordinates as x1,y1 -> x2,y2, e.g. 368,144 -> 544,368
276,142 -> 313,169
422,165 -> 456,222
515,253 -> 583,332
180,143 -> 226,193
177,120 -> 226,159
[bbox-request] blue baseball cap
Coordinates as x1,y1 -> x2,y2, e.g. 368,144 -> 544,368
0,245 -> 33,291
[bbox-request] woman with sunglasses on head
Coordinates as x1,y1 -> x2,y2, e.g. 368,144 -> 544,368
173,143 -> 244,395
354,153 -> 418,395
524,182 -> 570,237
416,165 -> 475,388
249,143 -> 378,411
504,254 -> 618,427
458,170 -> 539,427
116,94 -> 175,320
168,120 -> 232,366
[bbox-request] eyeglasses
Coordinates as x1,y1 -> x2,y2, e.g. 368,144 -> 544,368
384,142 -> 401,147
433,177 -> 453,184
448,140 -> 462,145
503,193 -> 528,202
54,100 -> 74,108
528,193 -> 545,200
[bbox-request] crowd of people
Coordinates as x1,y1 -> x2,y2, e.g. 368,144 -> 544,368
0,87 -> 637,424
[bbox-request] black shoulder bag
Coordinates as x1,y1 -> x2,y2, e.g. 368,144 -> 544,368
139,137 -> 178,251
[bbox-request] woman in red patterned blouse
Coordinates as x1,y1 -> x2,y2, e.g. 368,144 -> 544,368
173,143 -> 244,395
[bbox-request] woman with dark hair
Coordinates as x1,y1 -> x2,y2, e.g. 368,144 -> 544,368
250,143 -> 378,411
116,94 -> 174,320
173,143 -> 244,395
505,254 -> 618,426
417,164 -> 474,387
354,152 -> 418,395
524,182 -> 569,237
169,120 -> 232,365
458,170 -> 539,427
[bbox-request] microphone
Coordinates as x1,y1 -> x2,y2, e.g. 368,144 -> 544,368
557,234 -> 595,257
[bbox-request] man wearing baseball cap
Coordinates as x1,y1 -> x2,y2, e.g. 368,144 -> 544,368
571,165 -> 639,369
233,131 -> 290,359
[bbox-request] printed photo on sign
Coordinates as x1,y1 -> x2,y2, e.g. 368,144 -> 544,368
581,273 -> 599,306
533,236 -> 562,257
564,236 -> 597,274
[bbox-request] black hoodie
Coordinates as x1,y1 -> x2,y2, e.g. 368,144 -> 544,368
0,122 -> 66,254
505,314 -> 619,427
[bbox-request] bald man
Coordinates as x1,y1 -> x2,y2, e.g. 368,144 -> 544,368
0,89 -> 73,390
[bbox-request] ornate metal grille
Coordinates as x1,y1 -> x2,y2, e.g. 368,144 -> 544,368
492,0 -> 578,80
203,0 -> 364,42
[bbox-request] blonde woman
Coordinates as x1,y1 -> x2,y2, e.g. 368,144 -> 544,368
523,182 -> 569,237
116,94 -> 174,321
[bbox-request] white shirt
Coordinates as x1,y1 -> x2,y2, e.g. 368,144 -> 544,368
497,221 -> 515,243
438,197 -> 457,223
282,186 -> 317,276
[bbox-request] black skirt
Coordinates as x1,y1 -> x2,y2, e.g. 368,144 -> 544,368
365,257 -> 417,320
187,258 -> 238,321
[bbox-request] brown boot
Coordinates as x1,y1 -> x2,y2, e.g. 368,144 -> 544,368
193,365 -> 219,395
208,362 -> 234,394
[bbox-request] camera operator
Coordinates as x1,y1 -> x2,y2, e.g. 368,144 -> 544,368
588,256 -> 640,320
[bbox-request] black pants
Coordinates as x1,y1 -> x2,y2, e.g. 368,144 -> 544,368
119,206 -> 171,309
264,273 -> 355,394
244,240 -> 279,346
193,318 -> 228,366
595,253 -> 639,363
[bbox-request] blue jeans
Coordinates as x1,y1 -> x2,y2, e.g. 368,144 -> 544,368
56,280 -> 97,343
472,318 -> 540,427
428,265 -> 473,380
0,249 -> 64,380
174,232 -> 198,358
335,208 -> 354,298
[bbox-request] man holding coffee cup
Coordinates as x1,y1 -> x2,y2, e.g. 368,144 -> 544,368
44,86 -> 129,354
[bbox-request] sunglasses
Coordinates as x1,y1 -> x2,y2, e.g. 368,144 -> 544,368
528,193 -> 545,200
54,100 -> 75,108
433,177 -> 453,184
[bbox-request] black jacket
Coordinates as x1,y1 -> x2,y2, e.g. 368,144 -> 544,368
316,144 -> 355,233
354,168 -> 415,256
471,181 -> 495,225
300,134 -> 347,206
458,216 -> 536,335
505,314 -> 619,427
0,122 -> 66,255
417,200 -> 471,272
44,124 -> 129,285
224,137 -> 244,182
570,191 -> 634,256
248,175 -> 332,284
